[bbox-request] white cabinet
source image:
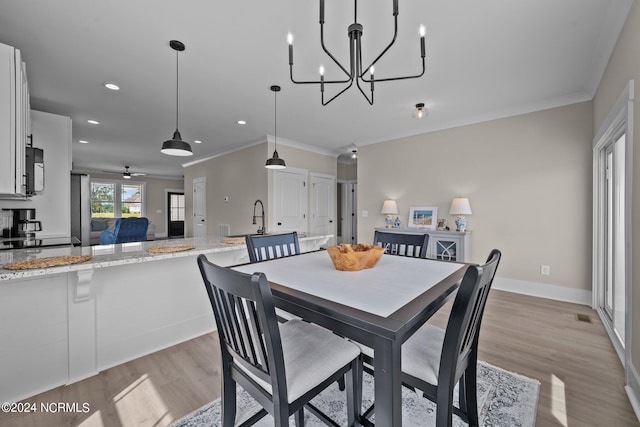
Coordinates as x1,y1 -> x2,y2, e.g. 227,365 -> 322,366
0,42 -> 29,197
375,228 -> 471,262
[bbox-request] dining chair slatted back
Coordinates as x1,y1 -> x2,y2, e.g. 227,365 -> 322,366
373,230 -> 430,258
198,254 -> 282,391
246,232 -> 301,263
405,249 -> 501,427
197,254 -> 362,427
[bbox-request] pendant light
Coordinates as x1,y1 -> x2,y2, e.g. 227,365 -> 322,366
265,85 -> 286,169
161,40 -> 193,156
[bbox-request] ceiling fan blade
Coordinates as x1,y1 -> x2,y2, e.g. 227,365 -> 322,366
131,172 -> 147,176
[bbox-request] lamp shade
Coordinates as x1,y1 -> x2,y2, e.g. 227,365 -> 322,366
161,130 -> 193,156
381,199 -> 399,215
265,150 -> 286,169
449,197 -> 472,215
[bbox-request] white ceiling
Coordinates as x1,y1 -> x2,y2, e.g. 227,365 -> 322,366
0,0 -> 632,178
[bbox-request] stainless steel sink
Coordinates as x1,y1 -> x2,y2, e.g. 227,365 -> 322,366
225,233 -> 271,238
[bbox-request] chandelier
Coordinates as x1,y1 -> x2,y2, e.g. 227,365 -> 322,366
288,0 -> 426,106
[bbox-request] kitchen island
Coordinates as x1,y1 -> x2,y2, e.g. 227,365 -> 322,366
0,233 -> 332,403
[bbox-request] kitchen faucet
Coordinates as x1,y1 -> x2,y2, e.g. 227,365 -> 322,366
252,199 -> 265,235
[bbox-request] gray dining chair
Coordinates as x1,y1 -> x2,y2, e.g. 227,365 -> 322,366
245,232 -> 302,322
373,230 -> 430,258
357,249 -> 501,427
197,254 -> 362,427
245,232 -> 301,263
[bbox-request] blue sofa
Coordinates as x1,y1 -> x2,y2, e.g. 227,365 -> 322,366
99,217 -> 150,244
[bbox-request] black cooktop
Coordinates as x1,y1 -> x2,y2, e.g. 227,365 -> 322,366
0,236 -> 81,250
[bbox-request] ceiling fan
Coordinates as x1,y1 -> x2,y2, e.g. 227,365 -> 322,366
101,166 -> 147,180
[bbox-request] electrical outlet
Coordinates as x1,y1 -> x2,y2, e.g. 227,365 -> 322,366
540,265 -> 550,275
224,196 -> 229,202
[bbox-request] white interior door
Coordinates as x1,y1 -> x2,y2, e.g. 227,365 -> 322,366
193,177 -> 206,238
310,173 -> 335,243
272,168 -> 307,234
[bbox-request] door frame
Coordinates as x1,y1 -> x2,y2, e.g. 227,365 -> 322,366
592,80 -> 633,371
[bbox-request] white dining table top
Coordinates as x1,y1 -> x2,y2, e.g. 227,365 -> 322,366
233,251 -> 465,318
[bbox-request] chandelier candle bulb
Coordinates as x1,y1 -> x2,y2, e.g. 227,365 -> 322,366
420,26 -> 426,57
288,35 -> 293,65
370,66 -> 375,92
320,0 -> 325,22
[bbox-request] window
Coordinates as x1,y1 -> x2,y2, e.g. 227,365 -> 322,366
169,193 -> 185,221
122,184 -> 143,217
91,182 -> 115,218
91,180 -> 145,219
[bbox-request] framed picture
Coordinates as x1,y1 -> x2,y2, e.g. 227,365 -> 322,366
408,207 -> 438,229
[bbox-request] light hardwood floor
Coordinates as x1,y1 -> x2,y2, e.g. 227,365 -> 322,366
2,290 -> 638,427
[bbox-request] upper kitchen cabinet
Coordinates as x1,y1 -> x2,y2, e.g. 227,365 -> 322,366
0,42 -> 30,197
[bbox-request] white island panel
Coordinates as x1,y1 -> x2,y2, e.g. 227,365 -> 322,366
0,274 -> 69,402
94,255 -> 213,370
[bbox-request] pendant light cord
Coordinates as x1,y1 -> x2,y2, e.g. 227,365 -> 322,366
274,89 -> 277,151
175,49 -> 179,130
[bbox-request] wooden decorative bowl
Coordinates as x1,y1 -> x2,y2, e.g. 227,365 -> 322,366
326,244 -> 385,271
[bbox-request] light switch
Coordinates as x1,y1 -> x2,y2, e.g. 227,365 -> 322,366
362,210 -> 368,217
156,209 -> 162,214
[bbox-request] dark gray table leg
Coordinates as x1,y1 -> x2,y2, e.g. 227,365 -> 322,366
373,336 -> 402,426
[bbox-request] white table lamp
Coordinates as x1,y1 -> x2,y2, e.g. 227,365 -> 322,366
381,200 -> 399,228
449,197 -> 472,231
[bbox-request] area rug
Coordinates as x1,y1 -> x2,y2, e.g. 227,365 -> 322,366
170,361 -> 539,427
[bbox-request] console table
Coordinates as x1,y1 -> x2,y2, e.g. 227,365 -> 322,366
374,227 -> 471,262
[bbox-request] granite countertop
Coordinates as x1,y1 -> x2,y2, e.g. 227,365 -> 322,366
0,234 -> 331,281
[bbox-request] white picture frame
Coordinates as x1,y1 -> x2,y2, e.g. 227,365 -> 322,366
408,207 -> 438,229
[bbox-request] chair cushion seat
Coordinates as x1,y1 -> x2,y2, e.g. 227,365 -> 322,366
239,319 -> 360,403
355,323 -> 445,386
402,323 -> 445,385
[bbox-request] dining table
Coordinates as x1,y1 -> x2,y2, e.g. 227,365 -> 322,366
233,249 -> 468,426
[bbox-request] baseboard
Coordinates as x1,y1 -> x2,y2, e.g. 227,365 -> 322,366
97,314 -> 214,373
492,276 -> 592,306
626,362 -> 640,423
155,232 -> 168,238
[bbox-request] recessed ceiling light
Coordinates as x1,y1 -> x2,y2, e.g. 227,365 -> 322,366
78,140 -> 90,144
194,140 -> 202,144
87,119 -> 100,124
237,120 -> 247,125
104,83 -> 120,91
